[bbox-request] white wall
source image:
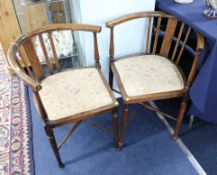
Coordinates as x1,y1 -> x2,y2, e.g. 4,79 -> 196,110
72,0 -> 156,78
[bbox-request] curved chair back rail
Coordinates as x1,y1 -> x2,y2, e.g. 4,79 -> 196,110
8,23 -> 102,91
106,11 -> 173,27
106,11 -> 204,85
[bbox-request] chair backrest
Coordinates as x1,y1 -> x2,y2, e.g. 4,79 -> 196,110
106,11 -> 204,87
8,24 -> 101,90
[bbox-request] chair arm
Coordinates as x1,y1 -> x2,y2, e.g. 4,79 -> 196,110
7,43 -> 42,92
26,24 -> 101,38
186,33 -> 205,86
196,33 -> 205,52
106,11 -> 172,28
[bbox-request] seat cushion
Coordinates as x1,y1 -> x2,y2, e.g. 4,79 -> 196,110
114,55 -> 184,97
39,68 -> 114,121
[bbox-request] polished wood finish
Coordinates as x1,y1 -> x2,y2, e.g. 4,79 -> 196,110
112,108 -> 119,148
171,23 -> 185,61
44,124 -> 64,168
7,23 -> 119,167
109,27 -> 115,88
38,34 -> 53,74
160,18 -> 177,57
106,11 -> 205,146
176,27 -> 192,64
106,11 -> 173,28
139,103 -> 176,121
58,121 -> 82,150
152,17 -> 162,55
48,32 -> 61,72
93,32 -> 101,68
145,17 -> 152,53
119,104 -> 128,147
22,39 -> 45,81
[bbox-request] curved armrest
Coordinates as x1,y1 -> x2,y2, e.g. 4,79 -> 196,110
26,23 -> 102,38
106,11 -> 172,28
7,43 -> 41,92
196,33 -> 205,52
187,33 -> 205,86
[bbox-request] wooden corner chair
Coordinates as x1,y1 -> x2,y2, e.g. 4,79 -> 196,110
106,11 -> 204,147
7,24 -> 119,167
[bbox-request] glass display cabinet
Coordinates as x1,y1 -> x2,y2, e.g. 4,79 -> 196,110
13,0 -> 73,32
12,0 -> 79,69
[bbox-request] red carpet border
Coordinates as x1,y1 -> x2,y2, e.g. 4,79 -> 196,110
0,45 -> 34,175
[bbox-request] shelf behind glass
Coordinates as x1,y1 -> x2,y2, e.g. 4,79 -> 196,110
14,0 -> 66,9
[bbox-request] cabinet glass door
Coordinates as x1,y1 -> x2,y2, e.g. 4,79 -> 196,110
13,0 -> 79,69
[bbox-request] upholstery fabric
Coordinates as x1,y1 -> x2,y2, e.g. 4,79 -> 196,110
114,55 -> 184,97
39,68 -> 114,121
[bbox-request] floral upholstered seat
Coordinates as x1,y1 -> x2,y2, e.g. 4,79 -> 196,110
39,68 -> 114,121
114,55 -> 184,97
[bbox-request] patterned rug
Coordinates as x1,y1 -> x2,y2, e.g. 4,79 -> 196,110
0,45 -> 34,175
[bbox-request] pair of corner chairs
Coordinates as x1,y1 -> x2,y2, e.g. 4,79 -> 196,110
8,11 -> 204,167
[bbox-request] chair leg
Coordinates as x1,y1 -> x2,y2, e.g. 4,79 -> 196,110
112,108 -> 119,148
173,98 -> 188,139
119,104 -> 129,148
109,66 -> 113,88
44,125 -> 64,168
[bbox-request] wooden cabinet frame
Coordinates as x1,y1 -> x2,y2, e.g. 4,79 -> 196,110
0,0 -> 49,73
0,0 -> 21,73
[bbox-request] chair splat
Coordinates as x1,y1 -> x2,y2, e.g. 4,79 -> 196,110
160,17 -> 178,58
23,39 -> 45,81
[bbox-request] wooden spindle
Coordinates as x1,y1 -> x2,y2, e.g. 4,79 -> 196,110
160,17 -> 177,57
109,27 -> 115,62
109,27 -> 115,88
176,26 -> 191,64
171,23 -> 185,61
145,17 -> 152,53
152,17 -> 162,54
93,32 -> 101,68
48,32 -> 61,72
39,34 -> 53,74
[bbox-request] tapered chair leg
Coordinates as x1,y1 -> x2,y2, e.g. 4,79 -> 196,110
119,104 -> 128,148
173,98 -> 188,139
112,109 -> 119,148
44,125 -> 64,168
